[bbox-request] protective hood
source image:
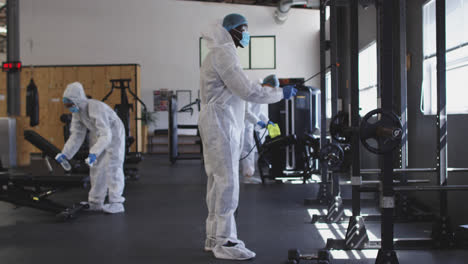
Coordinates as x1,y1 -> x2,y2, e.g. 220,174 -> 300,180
63,82 -> 88,110
201,22 -> 235,50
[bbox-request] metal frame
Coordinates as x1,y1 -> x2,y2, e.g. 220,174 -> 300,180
349,0 -> 362,222
435,0 -> 448,219
398,0 -> 408,169
176,90 -> 192,112
6,0 -> 20,116
330,0 -> 341,202
330,1 -> 339,119
317,0 -> 331,205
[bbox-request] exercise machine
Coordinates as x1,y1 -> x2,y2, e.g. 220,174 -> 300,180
102,79 -> 145,179
265,81 -> 321,182
168,95 -> 203,164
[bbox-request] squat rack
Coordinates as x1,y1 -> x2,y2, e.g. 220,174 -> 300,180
286,0 -> 468,263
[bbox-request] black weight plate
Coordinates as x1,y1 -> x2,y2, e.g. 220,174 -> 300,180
359,109 -> 402,155
330,111 -> 351,143
319,143 -> 344,170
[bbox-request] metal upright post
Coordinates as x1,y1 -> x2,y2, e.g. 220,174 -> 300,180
432,0 -> 454,248
323,0 -> 347,224
349,0 -> 360,219
330,0 -> 340,198
330,0 -> 339,119
394,0 -> 409,221
399,0 -> 408,170
436,0 -> 448,219
317,0 -> 331,204
375,0 -> 398,263
340,0 -> 369,249
6,0 -> 20,116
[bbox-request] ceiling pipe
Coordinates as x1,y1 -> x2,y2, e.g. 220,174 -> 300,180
274,0 -> 320,24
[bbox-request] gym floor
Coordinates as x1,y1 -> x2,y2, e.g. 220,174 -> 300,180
1,156 -> 467,264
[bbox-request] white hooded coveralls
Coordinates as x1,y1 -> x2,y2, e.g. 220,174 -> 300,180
198,23 -> 283,248
61,82 -> 126,206
240,102 -> 268,177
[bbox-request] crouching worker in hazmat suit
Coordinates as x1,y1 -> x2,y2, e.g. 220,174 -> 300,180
241,74 -> 281,184
55,82 -> 126,214
198,14 -> 297,260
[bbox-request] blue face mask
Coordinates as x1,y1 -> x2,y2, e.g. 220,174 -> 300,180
234,29 -> 250,48
69,106 -> 79,113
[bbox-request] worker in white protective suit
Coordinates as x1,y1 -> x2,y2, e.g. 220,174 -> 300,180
198,14 -> 297,260
55,82 -> 126,214
240,74 -> 280,184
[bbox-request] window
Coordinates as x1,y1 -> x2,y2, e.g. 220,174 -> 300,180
200,36 -> 276,69
250,37 -> 276,69
359,42 -> 378,116
325,71 -> 332,118
421,0 -> 468,115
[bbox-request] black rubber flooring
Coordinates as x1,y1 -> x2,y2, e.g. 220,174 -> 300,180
0,155 -> 467,264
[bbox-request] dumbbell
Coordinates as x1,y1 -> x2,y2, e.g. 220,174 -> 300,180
287,249 -> 331,264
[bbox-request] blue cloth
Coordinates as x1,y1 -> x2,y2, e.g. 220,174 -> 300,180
263,74 -> 280,88
282,85 -> 298,100
222,13 -> 248,32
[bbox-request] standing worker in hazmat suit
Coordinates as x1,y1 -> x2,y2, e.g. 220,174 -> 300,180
240,74 -> 280,184
198,14 -> 297,260
55,82 -> 126,214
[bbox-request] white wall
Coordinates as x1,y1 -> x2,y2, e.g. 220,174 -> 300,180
20,0 -> 320,132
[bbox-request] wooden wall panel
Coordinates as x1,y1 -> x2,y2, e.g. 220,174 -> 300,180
15,116 -> 31,166
0,88 -> 6,117
91,67 -> 107,100
136,65 -> 142,152
0,64 -> 142,163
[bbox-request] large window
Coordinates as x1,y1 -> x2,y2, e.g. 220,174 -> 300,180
421,0 -> 468,115
200,36 -> 276,70
325,71 -> 332,118
359,42 -> 378,116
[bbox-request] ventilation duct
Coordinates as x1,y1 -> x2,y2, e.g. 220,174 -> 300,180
274,0 -> 319,24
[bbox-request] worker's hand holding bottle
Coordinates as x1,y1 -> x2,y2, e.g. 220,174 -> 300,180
55,153 -> 71,171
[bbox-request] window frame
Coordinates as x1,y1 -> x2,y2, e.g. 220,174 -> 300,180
358,41 -> 378,116
421,0 -> 468,115
199,35 -> 276,70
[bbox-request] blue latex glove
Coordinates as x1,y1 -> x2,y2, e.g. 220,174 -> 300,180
283,85 -> 298,100
55,153 -> 71,171
263,74 -> 280,88
85,153 -> 97,167
267,121 -> 274,125
257,120 -> 267,129
55,153 -> 68,163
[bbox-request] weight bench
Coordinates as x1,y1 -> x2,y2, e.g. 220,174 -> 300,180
25,129 -> 141,179
24,130 -> 88,173
0,172 -> 89,220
